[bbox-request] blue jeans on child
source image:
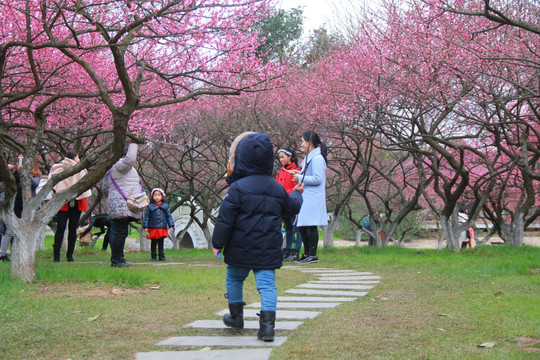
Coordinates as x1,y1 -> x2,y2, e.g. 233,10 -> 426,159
226,265 -> 277,311
283,216 -> 302,251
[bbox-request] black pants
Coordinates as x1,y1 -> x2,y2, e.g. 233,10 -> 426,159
102,222 -> 113,251
54,205 -> 82,260
150,238 -> 165,259
111,218 -> 131,263
298,226 -> 319,257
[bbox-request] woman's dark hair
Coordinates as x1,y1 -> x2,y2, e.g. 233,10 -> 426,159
302,130 -> 327,163
277,147 -> 298,165
66,151 -> 78,160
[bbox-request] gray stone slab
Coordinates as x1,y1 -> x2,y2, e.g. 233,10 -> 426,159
217,309 -> 320,319
246,302 -> 340,309
297,283 -> 374,290
184,320 -> 303,330
281,266 -> 332,270
310,280 -> 380,284
316,276 -> 381,281
157,336 -> 287,347
296,268 -> 364,272
310,273 -> 363,278
303,271 -> 363,276
277,296 -> 357,302
285,289 -> 368,297
136,348 -> 272,360
300,269 -> 373,274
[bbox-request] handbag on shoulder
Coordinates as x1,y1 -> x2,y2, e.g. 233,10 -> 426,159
108,171 -> 149,212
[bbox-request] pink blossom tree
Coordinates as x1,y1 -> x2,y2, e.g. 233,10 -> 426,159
331,0 -> 539,249
0,0 -> 281,282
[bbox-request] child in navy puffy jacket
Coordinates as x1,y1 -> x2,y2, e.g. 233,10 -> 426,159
212,132 -> 304,342
143,188 -> 174,261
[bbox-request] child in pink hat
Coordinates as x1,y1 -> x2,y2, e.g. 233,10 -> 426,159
143,188 -> 175,261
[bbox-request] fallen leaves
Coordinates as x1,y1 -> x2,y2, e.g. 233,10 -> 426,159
477,342 -> 495,348
110,288 -> 125,296
87,315 -> 101,322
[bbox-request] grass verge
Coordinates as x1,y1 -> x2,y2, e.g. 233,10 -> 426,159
0,238 -> 539,359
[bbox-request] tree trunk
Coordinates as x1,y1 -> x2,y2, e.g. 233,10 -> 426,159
202,225 -> 212,249
6,214 -> 48,282
439,214 -> 465,251
139,227 -> 149,252
323,215 -> 342,248
476,226 -> 497,246
322,225 -> 332,248
355,229 -> 364,246
499,212 -> 525,247
36,232 -> 45,251
437,233 -> 445,250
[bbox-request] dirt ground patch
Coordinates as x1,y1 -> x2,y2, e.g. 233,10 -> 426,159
25,284 -> 151,298
515,337 -> 540,352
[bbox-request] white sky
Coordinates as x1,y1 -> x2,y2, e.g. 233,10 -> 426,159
277,0 -> 375,34
278,0 -> 336,33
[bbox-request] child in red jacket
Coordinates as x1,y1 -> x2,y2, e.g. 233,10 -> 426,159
276,147 -> 303,261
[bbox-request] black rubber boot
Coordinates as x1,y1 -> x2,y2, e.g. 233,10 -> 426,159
223,302 -> 244,329
257,310 -> 276,342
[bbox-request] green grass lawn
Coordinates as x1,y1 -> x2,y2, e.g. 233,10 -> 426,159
0,237 -> 539,359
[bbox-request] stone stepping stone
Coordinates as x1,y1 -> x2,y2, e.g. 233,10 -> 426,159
303,271 -> 364,276
246,302 -> 340,309
316,276 -> 381,281
299,269 -> 373,274
285,289 -> 368,297
216,309 -> 321,319
157,336 -> 287,347
140,267 -> 379,360
136,348 -> 272,360
277,296 -> 357,302
310,280 -> 380,284
297,283 -> 374,290
281,266 -> 332,270
184,320 -> 303,330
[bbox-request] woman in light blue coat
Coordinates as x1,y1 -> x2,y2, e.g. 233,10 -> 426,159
292,131 -> 327,264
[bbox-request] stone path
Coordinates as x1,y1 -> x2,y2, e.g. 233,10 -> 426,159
136,266 -> 380,360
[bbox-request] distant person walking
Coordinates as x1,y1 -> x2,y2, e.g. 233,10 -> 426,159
292,130 -> 328,264
106,143 -> 144,267
276,147 -> 303,261
143,188 -> 174,262
49,152 -> 92,262
458,205 -> 469,249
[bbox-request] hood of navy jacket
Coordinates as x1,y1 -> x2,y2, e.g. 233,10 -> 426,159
226,133 -> 274,185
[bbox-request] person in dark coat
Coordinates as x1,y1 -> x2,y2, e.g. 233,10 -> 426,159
212,132 -> 303,342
